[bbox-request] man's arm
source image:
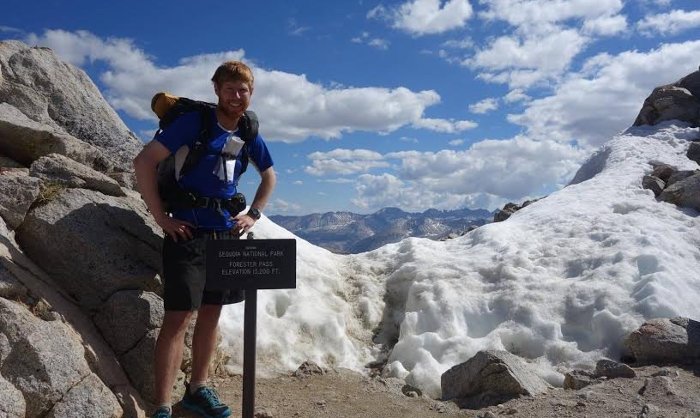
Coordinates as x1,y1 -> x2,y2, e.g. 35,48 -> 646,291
233,166 -> 276,233
133,140 -> 194,241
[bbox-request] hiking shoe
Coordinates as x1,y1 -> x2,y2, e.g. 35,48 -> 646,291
150,407 -> 171,418
181,383 -> 232,418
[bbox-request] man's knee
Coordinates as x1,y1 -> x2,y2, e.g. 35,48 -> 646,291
196,304 -> 223,324
159,310 -> 194,337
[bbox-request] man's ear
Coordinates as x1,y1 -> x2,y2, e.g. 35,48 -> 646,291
213,81 -> 221,97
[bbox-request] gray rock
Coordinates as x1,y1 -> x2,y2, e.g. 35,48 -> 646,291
650,163 -> 676,182
625,317 -> 700,365
93,290 -> 163,355
641,175 -> 664,197
0,332 -> 10,365
634,85 -> 700,126
121,329 -> 186,404
16,188 -> 162,309
0,374 -> 24,417
638,376 -> 677,398
0,219 -> 148,416
594,359 -> 636,379
493,199 -> 542,222
294,360 -> 326,378
0,102 -> 107,170
652,368 -> 679,378
441,350 -> 550,402
0,41 -> 142,172
109,171 -> 137,189
46,373 -> 122,418
666,170 -> 696,187
0,155 -> 25,169
401,384 -> 422,397
687,142 -> 700,165
563,370 -> 597,390
678,69 -> 700,98
494,203 -> 519,222
0,297 -> 91,417
0,264 -> 27,302
658,172 -> 700,211
0,170 -> 42,229
30,153 -> 125,197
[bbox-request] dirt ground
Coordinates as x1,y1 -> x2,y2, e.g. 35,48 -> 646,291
168,364 -> 700,418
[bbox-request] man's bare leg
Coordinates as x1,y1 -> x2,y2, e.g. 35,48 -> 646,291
154,310 -> 193,405
190,304 -> 223,383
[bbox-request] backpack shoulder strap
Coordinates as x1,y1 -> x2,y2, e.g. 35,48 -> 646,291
178,105 -> 216,177
238,110 -> 259,142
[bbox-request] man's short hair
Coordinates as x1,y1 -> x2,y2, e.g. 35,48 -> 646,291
211,61 -> 254,88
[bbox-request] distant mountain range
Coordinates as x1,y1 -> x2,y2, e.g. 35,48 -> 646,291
269,207 -> 493,253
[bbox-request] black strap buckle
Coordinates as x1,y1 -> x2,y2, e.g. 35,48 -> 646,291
193,195 -> 210,208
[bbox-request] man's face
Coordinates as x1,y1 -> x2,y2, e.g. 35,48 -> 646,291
215,80 -> 252,119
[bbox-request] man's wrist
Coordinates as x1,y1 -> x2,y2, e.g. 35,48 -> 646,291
247,207 -> 262,220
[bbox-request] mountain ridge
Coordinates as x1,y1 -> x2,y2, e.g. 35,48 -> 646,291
269,206 -> 493,253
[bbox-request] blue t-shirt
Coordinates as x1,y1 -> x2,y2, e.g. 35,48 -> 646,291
154,109 -> 273,230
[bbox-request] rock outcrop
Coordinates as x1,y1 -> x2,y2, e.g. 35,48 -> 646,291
641,142 -> 700,212
441,350 -> 550,407
634,67 -> 700,127
0,40 -> 142,174
624,317 -> 700,365
0,40 -> 170,416
492,198 -> 541,222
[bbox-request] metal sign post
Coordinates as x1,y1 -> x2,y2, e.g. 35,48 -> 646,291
242,289 -> 257,418
206,239 -> 296,418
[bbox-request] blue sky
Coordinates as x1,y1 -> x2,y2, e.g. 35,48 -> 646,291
2,0 -> 700,216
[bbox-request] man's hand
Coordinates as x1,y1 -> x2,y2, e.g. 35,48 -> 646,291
154,212 -> 195,242
232,213 -> 256,236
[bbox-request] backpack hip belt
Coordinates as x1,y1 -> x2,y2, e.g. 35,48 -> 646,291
167,189 -> 247,216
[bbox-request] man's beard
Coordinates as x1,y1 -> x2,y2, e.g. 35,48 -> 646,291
218,102 -> 245,119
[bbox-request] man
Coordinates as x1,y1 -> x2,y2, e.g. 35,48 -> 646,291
134,61 -> 276,418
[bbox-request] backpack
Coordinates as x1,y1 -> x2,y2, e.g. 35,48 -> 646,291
151,92 -> 259,213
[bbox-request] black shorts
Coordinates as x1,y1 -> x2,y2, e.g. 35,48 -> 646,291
162,232 -> 245,311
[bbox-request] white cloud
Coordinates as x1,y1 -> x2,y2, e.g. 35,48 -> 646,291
412,117 -> 478,133
322,178 -> 357,184
255,74 -> 440,140
287,18 -> 311,36
639,0 -> 671,7
269,198 -> 302,213
582,14 -> 628,36
504,89 -> 531,103
352,136 -> 585,211
26,29 -> 443,143
469,0 -> 628,88
469,97 -> 499,114
441,38 -> 474,49
368,38 -> 391,50
479,0 -> 625,34
0,26 -> 22,34
369,0 -> 474,36
305,149 -> 389,176
465,29 -> 589,88
508,40 -> 700,148
351,32 -> 390,50
309,149 -> 385,161
448,139 -> 465,146
637,9 -> 700,37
